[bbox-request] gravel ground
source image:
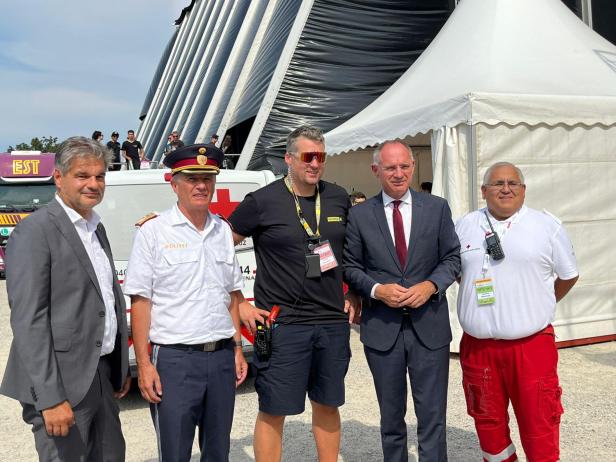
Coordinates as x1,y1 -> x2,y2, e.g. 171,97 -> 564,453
0,280 -> 614,461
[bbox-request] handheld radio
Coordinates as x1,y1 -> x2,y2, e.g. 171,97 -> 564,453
254,305 -> 280,362
483,211 -> 505,261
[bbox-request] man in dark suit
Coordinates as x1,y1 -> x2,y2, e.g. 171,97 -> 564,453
344,141 -> 460,462
1,136 -> 130,461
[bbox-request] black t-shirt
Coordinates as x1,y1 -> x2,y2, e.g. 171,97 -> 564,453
106,141 -> 121,160
229,179 -> 350,325
121,140 -> 142,159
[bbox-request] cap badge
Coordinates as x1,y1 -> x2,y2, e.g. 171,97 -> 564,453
197,154 -> 208,165
198,147 -> 207,155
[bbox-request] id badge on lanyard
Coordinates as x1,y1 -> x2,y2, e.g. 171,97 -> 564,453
312,240 -> 338,272
474,254 -> 496,305
473,210 -> 518,306
284,176 -> 339,277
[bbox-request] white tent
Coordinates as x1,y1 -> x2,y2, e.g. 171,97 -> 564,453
325,0 -> 616,347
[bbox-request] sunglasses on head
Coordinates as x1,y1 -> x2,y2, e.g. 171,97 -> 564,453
295,151 -> 326,163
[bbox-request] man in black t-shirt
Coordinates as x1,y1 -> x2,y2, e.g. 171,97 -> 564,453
228,126 -> 353,462
106,132 -> 122,171
121,130 -> 144,170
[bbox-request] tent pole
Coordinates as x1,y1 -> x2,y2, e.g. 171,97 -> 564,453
468,123 -> 478,211
584,0 -> 593,29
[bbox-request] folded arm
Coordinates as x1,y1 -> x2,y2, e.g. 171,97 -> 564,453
343,209 -> 379,298
555,276 -> 578,302
425,200 -> 461,293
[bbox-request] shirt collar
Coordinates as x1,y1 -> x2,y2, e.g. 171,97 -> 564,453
170,203 -> 218,232
55,194 -> 101,230
484,204 -> 527,224
382,189 -> 412,207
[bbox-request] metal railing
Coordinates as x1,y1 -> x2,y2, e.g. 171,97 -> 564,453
108,160 -> 160,171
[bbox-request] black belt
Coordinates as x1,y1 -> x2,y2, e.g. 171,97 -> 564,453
153,338 -> 232,352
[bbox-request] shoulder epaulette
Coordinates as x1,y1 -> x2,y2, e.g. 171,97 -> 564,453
542,209 -> 562,225
217,214 -> 234,230
135,212 -> 159,227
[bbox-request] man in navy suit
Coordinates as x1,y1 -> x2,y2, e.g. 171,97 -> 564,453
343,141 -> 460,462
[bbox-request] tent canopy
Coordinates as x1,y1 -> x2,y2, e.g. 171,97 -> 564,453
323,0 -> 616,349
325,0 -> 616,155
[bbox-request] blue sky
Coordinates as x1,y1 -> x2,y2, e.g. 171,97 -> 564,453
0,0 -> 189,151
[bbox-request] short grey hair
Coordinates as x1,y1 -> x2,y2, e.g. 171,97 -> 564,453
482,162 -> 525,185
55,136 -> 113,174
372,141 -> 414,165
286,126 -> 325,153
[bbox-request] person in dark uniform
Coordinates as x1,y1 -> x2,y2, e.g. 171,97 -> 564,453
106,132 -> 122,171
124,144 -> 248,462
228,126 -> 354,462
120,130 -> 144,170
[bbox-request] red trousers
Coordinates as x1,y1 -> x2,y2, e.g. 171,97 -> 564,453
460,326 -> 563,462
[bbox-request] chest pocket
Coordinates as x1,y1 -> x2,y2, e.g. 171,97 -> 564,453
199,246 -> 236,299
163,248 -> 199,266
158,248 -> 202,293
213,247 -> 234,265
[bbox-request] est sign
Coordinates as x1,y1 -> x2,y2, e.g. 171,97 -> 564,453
12,159 -> 40,175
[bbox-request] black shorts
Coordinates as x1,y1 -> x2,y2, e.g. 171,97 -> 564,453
253,322 -> 351,416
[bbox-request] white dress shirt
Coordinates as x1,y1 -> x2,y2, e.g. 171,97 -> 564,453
56,195 -> 117,355
370,190 -> 412,298
123,205 -> 244,344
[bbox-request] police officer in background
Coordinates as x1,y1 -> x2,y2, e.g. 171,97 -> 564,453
455,162 -> 578,462
123,144 -> 248,462
229,126 -> 354,462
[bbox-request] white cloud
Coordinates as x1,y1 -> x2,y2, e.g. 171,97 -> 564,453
0,0 -> 192,150
0,85 -> 139,148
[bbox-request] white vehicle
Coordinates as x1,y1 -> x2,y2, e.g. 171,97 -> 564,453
96,168 -> 276,375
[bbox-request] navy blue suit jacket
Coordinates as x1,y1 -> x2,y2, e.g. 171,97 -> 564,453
343,190 -> 460,351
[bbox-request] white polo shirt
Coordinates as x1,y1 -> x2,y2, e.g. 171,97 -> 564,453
456,206 -> 578,340
123,205 -> 244,344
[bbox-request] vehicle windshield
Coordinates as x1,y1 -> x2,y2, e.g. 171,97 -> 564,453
0,184 -> 57,212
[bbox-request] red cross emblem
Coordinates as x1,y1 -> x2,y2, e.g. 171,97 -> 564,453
209,189 -> 240,218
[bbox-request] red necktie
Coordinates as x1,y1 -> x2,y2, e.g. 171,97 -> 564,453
393,200 -> 407,267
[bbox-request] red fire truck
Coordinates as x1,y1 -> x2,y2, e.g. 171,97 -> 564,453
0,151 -> 57,277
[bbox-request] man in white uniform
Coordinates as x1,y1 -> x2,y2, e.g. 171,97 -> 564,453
124,144 -> 247,462
456,162 -> 578,462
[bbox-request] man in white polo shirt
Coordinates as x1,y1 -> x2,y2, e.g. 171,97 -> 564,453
456,162 -> 578,462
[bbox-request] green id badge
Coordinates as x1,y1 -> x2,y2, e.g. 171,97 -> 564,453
474,278 -> 496,305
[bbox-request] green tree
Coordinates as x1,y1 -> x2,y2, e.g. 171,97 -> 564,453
8,136 -> 60,153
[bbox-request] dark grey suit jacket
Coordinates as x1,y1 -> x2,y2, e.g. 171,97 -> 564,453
343,190 -> 460,351
0,198 -> 128,411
